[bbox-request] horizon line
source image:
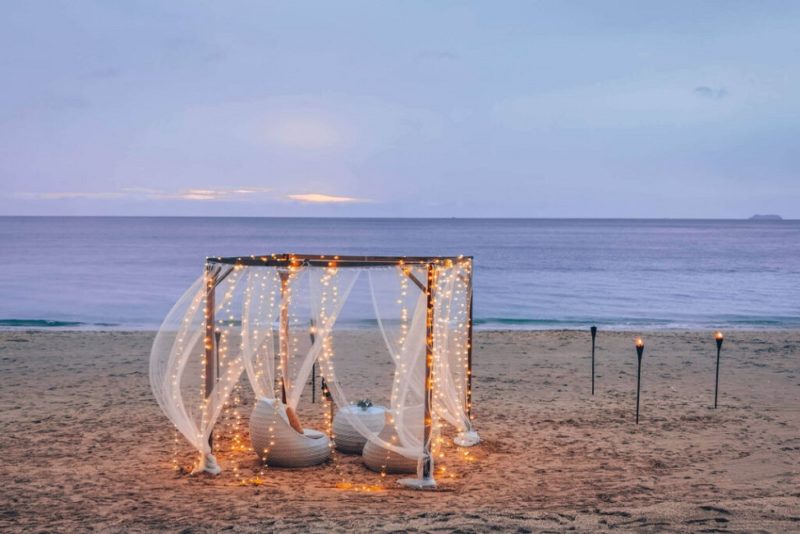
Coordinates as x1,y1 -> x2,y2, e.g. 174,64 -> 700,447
0,215 -> 795,221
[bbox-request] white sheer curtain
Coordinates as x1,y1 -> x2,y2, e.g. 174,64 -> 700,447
285,266 -> 360,410
313,267 -> 423,462
367,266 -> 427,406
150,274 -> 206,456
150,267 -> 247,472
240,268 -> 281,399
318,267 -> 428,461
432,263 -> 474,438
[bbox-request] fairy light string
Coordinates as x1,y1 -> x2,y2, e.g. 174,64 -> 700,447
318,263 -> 344,483
168,275 -> 205,473
171,255 -> 474,485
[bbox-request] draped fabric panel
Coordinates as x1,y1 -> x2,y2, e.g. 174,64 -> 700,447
240,268 -> 281,399
150,274 -> 206,454
432,262 -> 473,435
150,267 -> 248,471
288,267 -> 360,410
325,268 -> 429,460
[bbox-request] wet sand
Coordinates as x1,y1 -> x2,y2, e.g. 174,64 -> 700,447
1,330 -> 798,532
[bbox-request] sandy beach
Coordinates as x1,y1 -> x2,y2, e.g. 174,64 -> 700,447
1,329 -> 798,532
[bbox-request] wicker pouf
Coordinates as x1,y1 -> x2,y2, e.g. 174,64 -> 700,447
332,404 -> 386,454
362,424 -> 418,474
250,397 -> 331,468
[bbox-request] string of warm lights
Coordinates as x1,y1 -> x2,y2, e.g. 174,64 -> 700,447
317,265 -> 344,483
377,265 -> 415,484
172,427 -> 180,473
168,276 -> 206,472
169,255 -> 476,487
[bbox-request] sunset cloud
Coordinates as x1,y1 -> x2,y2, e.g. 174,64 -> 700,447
287,193 -> 364,204
16,191 -> 125,200
144,187 -> 273,201
15,187 -> 272,202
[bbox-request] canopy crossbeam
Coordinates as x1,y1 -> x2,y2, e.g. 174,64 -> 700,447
206,253 -> 472,268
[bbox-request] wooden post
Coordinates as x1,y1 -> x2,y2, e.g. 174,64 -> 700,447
421,262 -> 437,483
279,270 -> 290,404
399,262 -> 440,488
310,318 -> 316,403
466,264 -> 474,422
204,265 -> 217,449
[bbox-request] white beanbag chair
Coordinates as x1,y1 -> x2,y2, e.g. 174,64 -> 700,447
249,397 -> 330,468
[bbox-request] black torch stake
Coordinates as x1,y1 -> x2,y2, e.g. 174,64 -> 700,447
309,318 -> 317,403
591,326 -> 597,395
714,331 -> 724,409
635,338 -> 644,424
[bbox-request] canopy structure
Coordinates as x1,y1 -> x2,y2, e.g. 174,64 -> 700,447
150,253 -> 478,488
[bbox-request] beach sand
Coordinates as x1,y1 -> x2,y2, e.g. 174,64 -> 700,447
1,330 -> 798,532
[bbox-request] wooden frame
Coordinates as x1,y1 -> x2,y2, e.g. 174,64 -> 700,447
203,253 -> 473,487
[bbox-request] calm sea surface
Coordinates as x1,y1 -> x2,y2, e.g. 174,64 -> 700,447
1,217 -> 798,330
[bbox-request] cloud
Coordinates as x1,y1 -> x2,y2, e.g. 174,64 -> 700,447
15,187 -> 272,202
16,191 -> 124,200
15,188 -> 370,206
287,193 -> 364,204
492,76 -> 739,131
135,187 -> 273,201
694,86 -> 728,100
120,187 -> 162,195
230,187 -> 273,194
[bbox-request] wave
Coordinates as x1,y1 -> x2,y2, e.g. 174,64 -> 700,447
472,316 -> 800,330
0,319 -> 120,328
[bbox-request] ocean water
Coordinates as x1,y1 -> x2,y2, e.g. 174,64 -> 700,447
0,216 -> 798,331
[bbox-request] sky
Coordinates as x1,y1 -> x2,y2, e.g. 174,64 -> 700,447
0,1 -> 798,218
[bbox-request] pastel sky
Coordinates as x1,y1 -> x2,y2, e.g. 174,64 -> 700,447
1,1 -> 798,218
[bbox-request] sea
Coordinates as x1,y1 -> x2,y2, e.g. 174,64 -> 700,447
1,217 -> 798,331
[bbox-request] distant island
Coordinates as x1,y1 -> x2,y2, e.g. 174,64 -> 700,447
749,214 -> 783,221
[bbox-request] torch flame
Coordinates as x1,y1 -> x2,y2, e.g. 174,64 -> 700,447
715,331 -> 724,341
635,338 -> 644,348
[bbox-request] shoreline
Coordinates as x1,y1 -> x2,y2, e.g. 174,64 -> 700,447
2,326 -> 800,333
